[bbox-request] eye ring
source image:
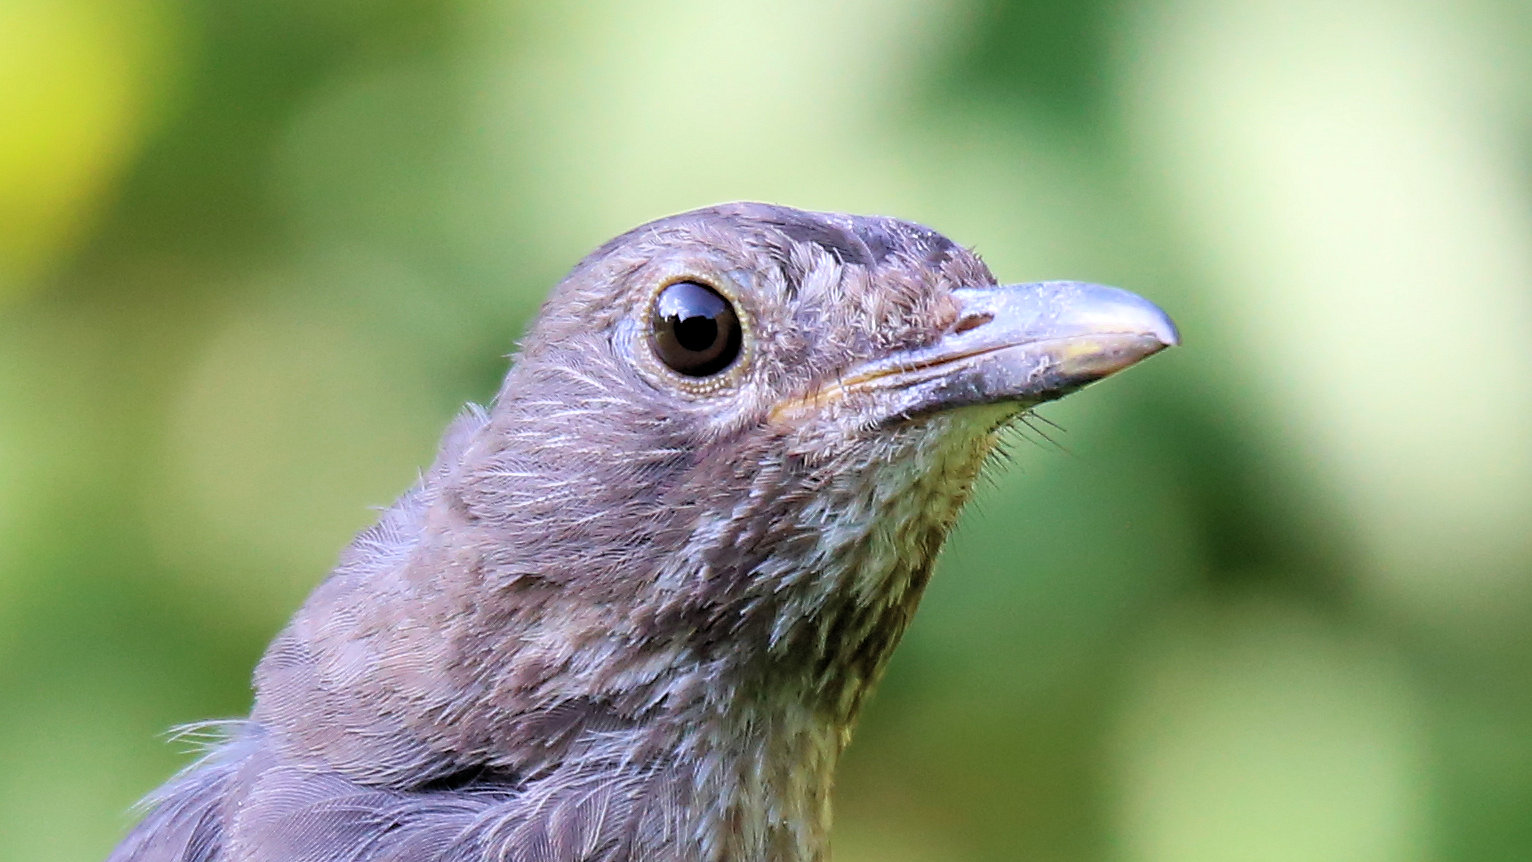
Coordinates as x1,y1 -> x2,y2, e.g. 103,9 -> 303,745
648,280 -> 744,378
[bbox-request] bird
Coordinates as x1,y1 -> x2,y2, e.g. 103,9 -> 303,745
108,202 -> 1178,862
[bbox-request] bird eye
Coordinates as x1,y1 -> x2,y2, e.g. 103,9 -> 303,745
649,281 -> 742,378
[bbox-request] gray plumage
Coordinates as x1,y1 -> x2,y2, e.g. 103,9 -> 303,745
109,203 -> 1176,862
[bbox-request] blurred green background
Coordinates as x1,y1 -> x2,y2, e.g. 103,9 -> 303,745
3,0 -> 1531,860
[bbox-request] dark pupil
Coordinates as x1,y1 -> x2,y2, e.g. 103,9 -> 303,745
673,315 -> 718,353
651,281 -> 741,377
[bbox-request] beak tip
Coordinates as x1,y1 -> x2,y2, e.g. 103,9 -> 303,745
1080,282 -> 1180,350
1153,314 -> 1181,349
982,281 -> 1181,399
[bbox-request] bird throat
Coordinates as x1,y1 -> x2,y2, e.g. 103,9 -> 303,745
673,405 -> 1016,861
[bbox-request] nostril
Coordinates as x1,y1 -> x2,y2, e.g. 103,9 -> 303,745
953,312 -> 993,335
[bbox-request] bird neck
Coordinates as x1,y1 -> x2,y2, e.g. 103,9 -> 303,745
251,405 -> 1005,861
641,412 -> 1007,860
666,685 -> 844,861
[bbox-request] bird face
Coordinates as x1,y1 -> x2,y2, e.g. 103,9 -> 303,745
458,203 -> 1177,704
511,203 -> 984,448
514,202 -> 1174,462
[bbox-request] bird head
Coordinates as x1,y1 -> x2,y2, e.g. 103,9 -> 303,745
253,202 -> 1176,797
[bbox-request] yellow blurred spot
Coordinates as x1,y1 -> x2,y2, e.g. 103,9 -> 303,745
0,0 -> 181,302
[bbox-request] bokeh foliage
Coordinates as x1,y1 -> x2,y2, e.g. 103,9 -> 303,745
3,1 -> 1531,860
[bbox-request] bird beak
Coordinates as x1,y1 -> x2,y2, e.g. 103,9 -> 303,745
835,281 -> 1179,420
